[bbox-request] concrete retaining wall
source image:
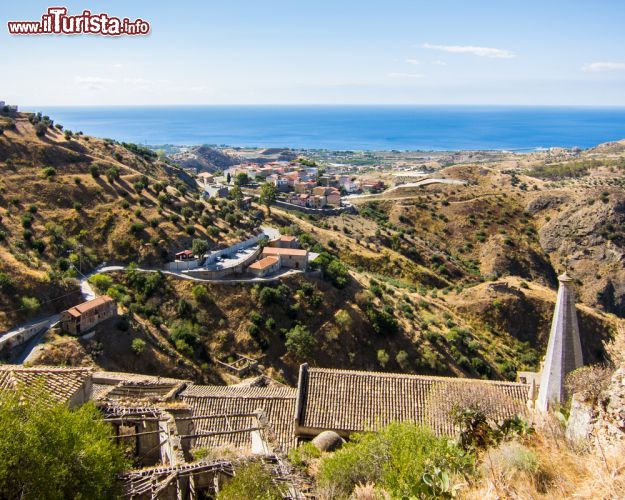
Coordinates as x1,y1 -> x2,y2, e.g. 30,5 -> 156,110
164,259 -> 200,272
0,319 -> 51,356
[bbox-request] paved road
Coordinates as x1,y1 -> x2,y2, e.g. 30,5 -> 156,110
345,178 -> 467,203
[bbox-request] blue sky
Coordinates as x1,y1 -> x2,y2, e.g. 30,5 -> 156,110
2,0 -> 625,105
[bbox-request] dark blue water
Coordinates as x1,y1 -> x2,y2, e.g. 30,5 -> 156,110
26,105 -> 625,151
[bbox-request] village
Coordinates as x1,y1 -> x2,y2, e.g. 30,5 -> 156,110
194,159 -> 386,211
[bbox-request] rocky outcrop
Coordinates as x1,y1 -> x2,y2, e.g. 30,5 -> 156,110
538,196 -> 625,317
567,366 -> 625,452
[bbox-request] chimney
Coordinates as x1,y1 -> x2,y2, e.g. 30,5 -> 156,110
536,272 -> 584,412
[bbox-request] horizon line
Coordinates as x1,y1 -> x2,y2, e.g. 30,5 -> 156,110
19,103 -> 625,108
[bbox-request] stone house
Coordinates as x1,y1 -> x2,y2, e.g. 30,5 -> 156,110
60,296 -> 117,336
247,255 -> 281,277
268,235 -> 299,249
261,247 -> 308,270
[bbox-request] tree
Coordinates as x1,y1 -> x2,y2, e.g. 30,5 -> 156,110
235,172 -> 249,186
230,184 -> 243,205
106,167 -> 120,183
259,182 -> 277,216
0,388 -> 128,499
191,238 -> 209,258
35,122 -> 48,137
285,324 -> 315,360
90,164 -> 100,178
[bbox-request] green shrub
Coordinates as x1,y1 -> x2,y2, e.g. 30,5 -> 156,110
377,349 -> 390,368
288,441 -> 321,469
21,296 -> 40,313
317,422 -> 474,499
0,388 -> 128,498
0,272 -> 14,291
88,273 -> 113,292
285,324 -> 315,360
396,350 -> 410,370
175,338 -> 194,357
170,320 -> 200,346
217,462 -> 283,500
366,306 -> 399,335
191,285 -> 210,304
131,338 -> 146,355
41,167 -> 57,178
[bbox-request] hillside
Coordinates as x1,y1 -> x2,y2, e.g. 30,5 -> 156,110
0,112 -> 262,332
2,109 -> 624,387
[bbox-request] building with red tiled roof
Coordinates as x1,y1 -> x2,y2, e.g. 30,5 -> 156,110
247,255 -> 281,277
268,235 -> 299,249
262,246 -> 308,270
60,296 -> 117,336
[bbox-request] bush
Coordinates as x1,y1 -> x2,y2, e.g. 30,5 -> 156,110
317,422 -> 474,499
0,388 -> 128,498
21,296 -> 40,313
88,273 -> 113,292
366,306 -> 399,335
288,441 -> 321,469
396,350 -> 410,370
41,167 -> 56,178
170,320 -> 200,346
285,324 -> 315,360
217,462 -> 284,500
0,272 -> 14,291
106,167 -> 120,182
35,122 -> 48,136
175,338 -> 194,357
191,285 -> 210,304
258,286 -> 283,306
131,338 -> 146,355
377,349 -> 390,368
89,164 -> 100,178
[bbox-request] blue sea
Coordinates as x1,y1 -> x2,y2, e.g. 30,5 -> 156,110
26,105 -> 625,151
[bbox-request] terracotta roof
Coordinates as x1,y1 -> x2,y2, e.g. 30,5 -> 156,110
0,365 -> 91,405
279,235 -> 297,242
176,250 -> 193,256
181,385 -> 297,451
66,296 -> 114,317
248,256 -> 280,270
262,247 -> 308,257
297,366 -> 530,436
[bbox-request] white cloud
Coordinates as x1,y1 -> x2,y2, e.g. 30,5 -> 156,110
422,43 -> 515,59
74,76 -> 115,91
432,60 -> 447,66
405,58 -> 420,65
387,72 -> 422,79
581,62 -> 625,72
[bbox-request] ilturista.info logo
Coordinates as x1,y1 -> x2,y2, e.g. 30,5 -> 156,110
7,7 -> 150,36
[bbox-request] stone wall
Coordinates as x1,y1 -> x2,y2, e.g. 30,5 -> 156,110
273,199 -> 356,216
